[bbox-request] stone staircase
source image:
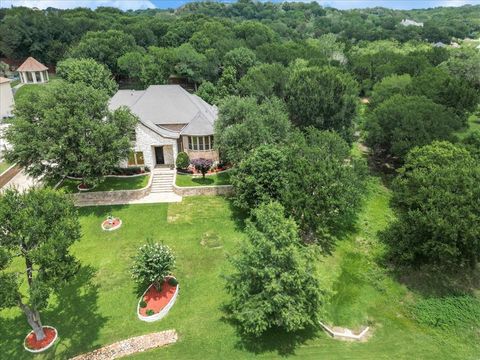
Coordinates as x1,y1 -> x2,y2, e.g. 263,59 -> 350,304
151,167 -> 175,194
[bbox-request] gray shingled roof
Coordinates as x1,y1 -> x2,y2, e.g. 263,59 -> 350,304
109,85 -> 217,138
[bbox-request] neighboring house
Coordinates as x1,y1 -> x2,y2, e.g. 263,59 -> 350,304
400,19 -> 424,27
0,77 -> 14,118
17,57 -> 49,84
433,42 -> 446,48
109,85 -> 219,169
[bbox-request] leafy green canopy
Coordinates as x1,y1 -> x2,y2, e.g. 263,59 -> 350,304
57,58 -> 118,95
231,145 -> 287,212
383,141 -> 480,268
286,65 -> 359,143
5,81 -> 138,185
225,201 -> 323,336
214,96 -> 291,164
365,95 -> 461,162
0,188 -> 80,338
282,129 -> 365,251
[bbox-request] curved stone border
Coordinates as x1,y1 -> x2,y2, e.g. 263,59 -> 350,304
67,172 -> 150,180
137,282 -> 179,322
70,330 -> 178,360
23,326 -> 58,353
101,218 -> 122,231
173,184 -> 233,197
77,184 -> 95,192
319,321 -> 370,341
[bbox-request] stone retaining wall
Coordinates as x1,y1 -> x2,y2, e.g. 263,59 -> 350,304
173,184 -> 233,197
0,164 -> 21,189
73,174 -> 152,206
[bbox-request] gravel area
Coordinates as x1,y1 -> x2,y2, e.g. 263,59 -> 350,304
70,330 -> 178,360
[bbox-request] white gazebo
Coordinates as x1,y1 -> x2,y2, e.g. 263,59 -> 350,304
17,57 -> 49,84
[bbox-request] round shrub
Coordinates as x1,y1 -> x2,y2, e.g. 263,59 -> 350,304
131,241 -> 176,290
176,152 -> 190,170
167,277 -> 178,286
146,309 -> 155,316
191,158 -> 213,178
139,300 -> 147,308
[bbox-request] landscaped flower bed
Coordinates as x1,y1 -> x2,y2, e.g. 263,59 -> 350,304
101,216 -> 122,231
24,326 -> 58,353
77,183 -> 95,192
137,277 -> 179,322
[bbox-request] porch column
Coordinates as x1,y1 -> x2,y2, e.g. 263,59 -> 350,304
45,71 -> 49,82
39,71 -> 44,83
32,71 -> 37,84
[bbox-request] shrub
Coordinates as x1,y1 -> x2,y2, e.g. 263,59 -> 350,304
139,300 -> 147,308
168,277 -> 178,286
131,241 -> 176,290
146,309 -> 155,316
191,158 -> 213,178
176,152 -> 190,170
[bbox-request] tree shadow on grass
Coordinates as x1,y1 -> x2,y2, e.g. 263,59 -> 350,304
227,199 -> 249,232
191,177 -> 215,185
0,266 -> 106,359
391,264 -> 480,297
77,204 -> 129,218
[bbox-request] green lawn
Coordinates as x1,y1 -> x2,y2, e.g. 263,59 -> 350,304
0,161 -> 10,174
9,79 -> 20,88
456,112 -> 480,139
57,175 -> 150,193
14,78 -> 60,101
175,171 -> 231,187
0,190 -> 478,359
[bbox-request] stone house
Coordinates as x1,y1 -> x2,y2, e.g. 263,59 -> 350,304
109,85 -> 219,169
0,77 -> 14,119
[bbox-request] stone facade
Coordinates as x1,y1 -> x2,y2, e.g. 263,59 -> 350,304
173,184 -> 233,197
180,135 -> 219,161
134,124 -> 177,168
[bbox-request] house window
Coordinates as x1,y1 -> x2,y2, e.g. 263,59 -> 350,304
128,151 -> 145,166
188,136 -> 213,151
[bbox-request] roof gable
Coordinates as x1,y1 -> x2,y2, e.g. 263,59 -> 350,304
17,57 -> 48,72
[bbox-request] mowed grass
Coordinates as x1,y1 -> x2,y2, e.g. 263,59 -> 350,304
175,171 -> 231,187
58,175 -> 150,193
0,161 -> 10,174
0,192 -> 478,359
14,77 -> 60,102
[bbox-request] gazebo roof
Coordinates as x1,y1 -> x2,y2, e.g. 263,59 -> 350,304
17,57 -> 48,72
0,77 -> 11,84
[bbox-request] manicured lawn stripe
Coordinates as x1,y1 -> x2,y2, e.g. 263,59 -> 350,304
175,171 -> 231,187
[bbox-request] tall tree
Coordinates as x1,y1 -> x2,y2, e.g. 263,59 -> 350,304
57,58 -> 118,95
0,188 -> 80,341
286,65 -> 359,143
365,95 -> 462,162
282,129 -> 365,251
225,201 -> 323,336
5,82 -> 137,186
223,47 -> 257,79
214,96 -> 291,164
383,141 -> 480,269
68,30 -> 137,75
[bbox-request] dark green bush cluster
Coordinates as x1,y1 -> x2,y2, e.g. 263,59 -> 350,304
146,309 -> 155,316
139,300 -> 147,308
176,152 -> 190,169
410,296 -> 480,330
168,277 -> 179,286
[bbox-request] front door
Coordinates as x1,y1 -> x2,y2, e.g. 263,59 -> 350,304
155,146 -> 165,165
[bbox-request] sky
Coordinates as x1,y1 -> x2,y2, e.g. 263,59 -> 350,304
0,0 -> 479,11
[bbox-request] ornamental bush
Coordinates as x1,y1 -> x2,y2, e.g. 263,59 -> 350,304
176,152 -> 190,169
131,241 -> 176,290
191,158 -> 213,178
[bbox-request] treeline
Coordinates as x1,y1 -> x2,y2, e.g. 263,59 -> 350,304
1,1 -> 479,66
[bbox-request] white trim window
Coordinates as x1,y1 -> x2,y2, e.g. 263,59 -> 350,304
188,136 -> 214,151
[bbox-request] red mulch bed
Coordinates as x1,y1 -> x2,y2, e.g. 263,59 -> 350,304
102,218 -> 121,229
25,327 -> 56,350
139,281 -> 177,316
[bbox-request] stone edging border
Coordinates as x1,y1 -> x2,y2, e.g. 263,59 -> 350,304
23,326 -> 58,353
137,282 -> 179,322
101,219 -> 122,231
319,321 -> 370,341
66,172 -> 150,180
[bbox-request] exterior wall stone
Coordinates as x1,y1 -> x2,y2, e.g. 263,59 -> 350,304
73,174 -> 152,206
173,184 -> 233,197
181,135 -> 219,161
134,124 -> 178,167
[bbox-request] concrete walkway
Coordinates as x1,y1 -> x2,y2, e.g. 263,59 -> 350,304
76,192 -> 182,207
11,82 -> 24,96
1,169 -> 41,192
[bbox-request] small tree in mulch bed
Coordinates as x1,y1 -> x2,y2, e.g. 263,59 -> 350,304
131,241 -> 176,290
190,158 -> 213,179
0,188 -> 80,344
